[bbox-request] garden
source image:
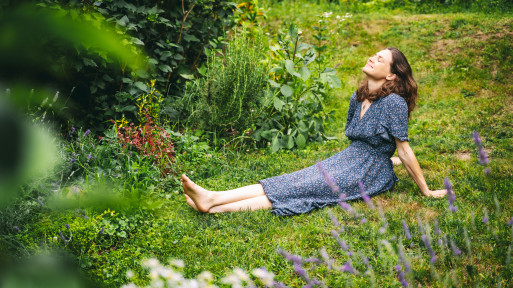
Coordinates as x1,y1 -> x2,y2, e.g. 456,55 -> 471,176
1,0 -> 513,287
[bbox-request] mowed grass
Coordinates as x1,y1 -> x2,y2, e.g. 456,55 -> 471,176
18,4 -> 513,288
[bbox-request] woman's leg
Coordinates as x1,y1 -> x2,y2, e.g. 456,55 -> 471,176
181,174 -> 271,213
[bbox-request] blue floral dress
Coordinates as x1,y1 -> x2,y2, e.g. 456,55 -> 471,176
258,92 -> 409,216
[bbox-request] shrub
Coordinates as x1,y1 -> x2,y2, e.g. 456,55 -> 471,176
252,23 -> 340,152
182,31 -> 269,138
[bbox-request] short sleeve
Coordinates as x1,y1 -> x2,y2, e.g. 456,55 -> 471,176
386,94 -> 409,141
346,92 -> 357,128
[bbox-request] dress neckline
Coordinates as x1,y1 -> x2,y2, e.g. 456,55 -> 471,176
358,100 -> 374,121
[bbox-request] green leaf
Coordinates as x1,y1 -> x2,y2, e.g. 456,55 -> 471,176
280,85 -> 293,97
322,67 -> 337,75
134,81 -> 149,92
183,34 -> 200,42
284,60 -> 296,75
286,135 -> 294,149
295,133 -> 306,148
273,97 -> 284,111
159,65 -> 172,73
299,66 -> 311,80
132,37 -> 144,46
180,74 -> 195,80
268,79 -> 281,88
83,58 -> 97,67
272,135 -> 281,153
328,74 -> 341,88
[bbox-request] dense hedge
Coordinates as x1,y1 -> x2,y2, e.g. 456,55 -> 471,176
0,0 -> 237,129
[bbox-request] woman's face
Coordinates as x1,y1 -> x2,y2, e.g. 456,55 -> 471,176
362,49 -> 395,81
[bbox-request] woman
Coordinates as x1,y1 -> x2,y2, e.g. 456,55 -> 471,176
182,47 -> 447,216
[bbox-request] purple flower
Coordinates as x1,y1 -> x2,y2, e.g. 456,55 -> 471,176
339,202 -> 356,216
71,127 -> 76,134
70,158 -> 77,164
317,162 -> 340,194
395,265 -> 409,287
340,262 -> 356,274
83,129 -> 91,137
65,224 -> 70,230
360,218 -> 367,224
482,216 -> 488,223
398,247 -> 411,273
444,177 -> 457,213
134,168 -> 138,173
359,181 -> 375,209
331,230 -> 349,251
434,220 -> 441,235
293,262 -> 307,279
472,131 -> 482,146
478,147 -> 489,165
421,234 -> 436,264
450,239 -> 462,256
129,151 -> 133,156
59,231 -> 66,242
98,226 -> 105,236
508,217 -> 513,226
484,168 -> 491,174
87,152 -> 92,161
402,220 -> 412,240
13,226 -> 20,233
328,211 -> 339,227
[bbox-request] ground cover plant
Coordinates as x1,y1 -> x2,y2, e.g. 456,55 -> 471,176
1,0 -> 513,287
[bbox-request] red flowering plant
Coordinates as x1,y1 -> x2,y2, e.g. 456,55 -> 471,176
114,81 -> 175,176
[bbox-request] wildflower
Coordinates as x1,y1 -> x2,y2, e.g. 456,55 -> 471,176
359,181 -> 375,209
83,129 -> 91,137
129,151 -> 133,156
293,262 -> 308,279
13,226 -> 20,233
59,231 -> 66,242
421,234 -> 437,264
434,220 -> 441,235
395,264 -> 409,287
339,202 -> 357,216
66,224 -> 70,230
360,218 -> 367,224
317,162 -> 340,193
508,217 -> 513,226
87,152 -> 92,161
328,211 -> 339,227
485,168 -> 491,174
340,262 -> 356,274
402,220 -> 412,240
252,267 -> 275,286
71,127 -> 76,134
98,226 -> 105,236
450,239 -> 462,256
298,30 -> 303,35
70,158 -> 76,164
336,15 -> 340,19
444,177 -> 457,213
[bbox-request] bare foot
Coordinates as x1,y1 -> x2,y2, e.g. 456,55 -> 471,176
181,174 -> 213,213
184,194 -> 198,211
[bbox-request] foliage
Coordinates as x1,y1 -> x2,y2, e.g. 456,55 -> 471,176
115,81 -> 175,176
182,31 -> 269,139
0,0 -> 237,130
253,23 -> 340,152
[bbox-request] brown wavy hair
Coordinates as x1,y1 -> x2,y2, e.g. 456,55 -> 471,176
356,47 -> 417,118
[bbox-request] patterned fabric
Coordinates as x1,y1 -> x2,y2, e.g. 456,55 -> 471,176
259,92 -> 409,216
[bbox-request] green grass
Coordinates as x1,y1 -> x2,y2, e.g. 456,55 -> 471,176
6,3 -> 513,288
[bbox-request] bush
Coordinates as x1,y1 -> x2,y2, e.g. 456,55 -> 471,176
252,23 -> 340,152
182,31 -> 270,138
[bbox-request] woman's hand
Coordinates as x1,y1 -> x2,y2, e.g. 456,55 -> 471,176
425,189 -> 448,198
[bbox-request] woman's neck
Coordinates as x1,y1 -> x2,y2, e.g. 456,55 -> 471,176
367,78 -> 386,93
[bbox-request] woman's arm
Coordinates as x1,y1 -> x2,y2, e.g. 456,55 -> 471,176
395,138 -> 447,198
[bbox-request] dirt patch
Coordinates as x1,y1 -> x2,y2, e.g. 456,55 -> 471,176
377,198 -> 439,221
362,19 -> 389,36
455,152 -> 472,161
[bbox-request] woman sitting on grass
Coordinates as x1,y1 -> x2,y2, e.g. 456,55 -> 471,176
182,47 -> 448,216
